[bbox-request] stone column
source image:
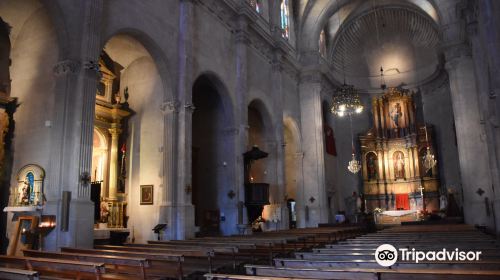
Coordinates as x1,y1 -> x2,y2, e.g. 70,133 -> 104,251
234,5 -> 255,228
164,0 -> 196,240
444,44 -> 495,228
107,126 -> 121,201
298,70 -> 328,226
271,51 -> 287,229
44,0 -> 103,250
159,100 -> 179,240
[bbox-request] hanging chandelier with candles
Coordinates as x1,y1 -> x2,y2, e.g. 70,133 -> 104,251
330,84 -> 364,117
422,126 -> 437,172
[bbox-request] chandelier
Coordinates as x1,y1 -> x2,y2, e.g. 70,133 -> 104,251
347,115 -> 362,174
422,126 -> 437,172
330,84 -> 364,117
348,153 -> 362,174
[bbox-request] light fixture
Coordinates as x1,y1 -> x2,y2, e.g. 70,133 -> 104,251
330,84 -> 364,117
347,115 -> 362,174
422,126 -> 437,172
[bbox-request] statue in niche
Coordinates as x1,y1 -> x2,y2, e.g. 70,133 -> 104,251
19,173 -> 34,205
390,102 -> 403,128
393,151 -> 405,180
366,153 -> 377,180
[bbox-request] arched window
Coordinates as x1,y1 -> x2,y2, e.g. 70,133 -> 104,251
249,0 -> 263,14
319,29 -> 327,57
280,0 -> 290,39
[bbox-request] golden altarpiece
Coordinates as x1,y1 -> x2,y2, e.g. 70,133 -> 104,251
91,58 -> 132,229
360,87 -> 439,214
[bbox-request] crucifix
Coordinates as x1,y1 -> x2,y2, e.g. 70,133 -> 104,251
418,185 -> 425,197
417,185 -> 426,211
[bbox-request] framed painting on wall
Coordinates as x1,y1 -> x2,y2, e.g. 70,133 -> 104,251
140,185 -> 153,205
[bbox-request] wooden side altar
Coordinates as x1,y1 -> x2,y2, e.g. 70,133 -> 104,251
360,87 -> 439,217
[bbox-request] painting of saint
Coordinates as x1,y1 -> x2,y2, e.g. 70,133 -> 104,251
140,185 -> 153,205
393,151 -> 405,179
390,102 -> 403,128
366,153 -> 377,180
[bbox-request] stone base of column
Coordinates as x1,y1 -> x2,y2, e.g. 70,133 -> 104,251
159,204 -> 195,240
43,199 -> 94,250
303,205 -> 329,227
494,198 -> 500,235
463,198 -> 495,229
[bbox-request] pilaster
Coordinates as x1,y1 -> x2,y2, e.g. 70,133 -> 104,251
444,43 -> 495,228
298,70 -> 328,227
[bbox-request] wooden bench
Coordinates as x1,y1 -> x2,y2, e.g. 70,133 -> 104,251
60,247 -> 183,279
23,249 -> 150,279
93,245 -> 217,274
274,258 -> 500,270
0,267 -> 39,280
244,265 -> 500,280
0,255 -> 105,280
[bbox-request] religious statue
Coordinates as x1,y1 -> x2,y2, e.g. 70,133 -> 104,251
356,194 -> 363,213
366,153 -> 377,180
393,151 -> 405,179
20,179 -> 31,205
390,102 -> 403,128
439,193 -> 448,211
100,199 -> 109,223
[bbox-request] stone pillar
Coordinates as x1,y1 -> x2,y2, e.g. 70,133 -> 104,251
234,5 -> 255,228
464,2 -> 500,233
107,126 -> 121,201
43,0 -> 103,250
298,70 -> 328,226
444,44 -> 495,228
159,100 -> 179,240
271,51 -> 287,229
162,0 -> 197,240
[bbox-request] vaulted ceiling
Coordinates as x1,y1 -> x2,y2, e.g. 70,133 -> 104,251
297,0 -> 459,90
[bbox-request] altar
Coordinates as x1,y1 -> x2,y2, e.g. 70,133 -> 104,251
360,87 -> 440,218
375,210 -> 420,225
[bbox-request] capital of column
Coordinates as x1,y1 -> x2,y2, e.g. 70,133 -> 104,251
160,100 -> 180,115
108,127 -> 122,136
53,60 -> 81,77
443,43 -> 473,71
184,103 -> 196,113
299,70 -> 322,84
234,29 -> 251,45
294,152 -> 304,159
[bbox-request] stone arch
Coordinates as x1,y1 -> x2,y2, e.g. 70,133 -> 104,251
283,116 -> 303,228
100,28 -> 174,102
191,73 -> 236,235
94,33 -> 169,242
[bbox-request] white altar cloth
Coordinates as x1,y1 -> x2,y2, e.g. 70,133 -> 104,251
380,210 -> 417,217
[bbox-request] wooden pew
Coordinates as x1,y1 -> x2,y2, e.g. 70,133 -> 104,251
0,268 -> 39,280
274,258 -> 500,270
0,255 -> 105,280
244,265 -> 500,280
23,249 -> 150,279
92,245 -> 217,274
99,244 -> 241,271
60,247 -> 183,279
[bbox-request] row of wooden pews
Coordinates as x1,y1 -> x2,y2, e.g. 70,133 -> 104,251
0,225 -> 362,279
206,224 -> 500,280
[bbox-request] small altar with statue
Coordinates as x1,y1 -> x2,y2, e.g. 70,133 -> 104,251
360,87 -> 440,224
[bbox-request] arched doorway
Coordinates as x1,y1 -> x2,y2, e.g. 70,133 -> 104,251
192,74 -> 234,236
90,34 -> 167,242
0,0 -> 60,253
284,118 -> 301,228
246,99 -> 275,229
